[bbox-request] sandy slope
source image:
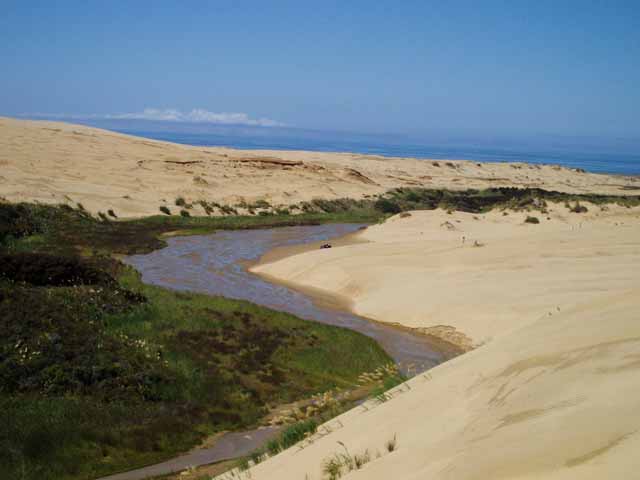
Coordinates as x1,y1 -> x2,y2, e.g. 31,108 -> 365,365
246,206 -> 640,479
1,116 -> 638,218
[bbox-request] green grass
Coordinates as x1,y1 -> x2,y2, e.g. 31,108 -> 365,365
0,267 -> 390,480
265,419 -> 318,456
0,202 -> 390,480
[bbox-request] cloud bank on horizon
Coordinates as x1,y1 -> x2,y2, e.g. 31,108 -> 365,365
21,108 -> 285,127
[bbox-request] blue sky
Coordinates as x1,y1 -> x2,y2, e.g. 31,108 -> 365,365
1,0 -> 639,139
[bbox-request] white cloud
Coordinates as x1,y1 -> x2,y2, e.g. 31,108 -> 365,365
22,108 -> 285,127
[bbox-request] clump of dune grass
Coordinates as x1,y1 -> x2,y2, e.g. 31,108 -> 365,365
107,209 -> 117,219
386,434 -> 397,452
525,215 -> 540,224
321,441 -> 373,479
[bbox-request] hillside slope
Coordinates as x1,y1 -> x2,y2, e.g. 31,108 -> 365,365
247,206 -> 640,479
1,117 -> 638,218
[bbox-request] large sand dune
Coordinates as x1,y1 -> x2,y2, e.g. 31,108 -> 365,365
1,117 -> 638,217
248,206 -> 640,479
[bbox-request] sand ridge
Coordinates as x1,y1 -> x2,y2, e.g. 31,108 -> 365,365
1,116 -> 639,218
246,205 -> 640,479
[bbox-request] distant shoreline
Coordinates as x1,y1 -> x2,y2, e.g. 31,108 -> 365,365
12,115 -> 640,176
2,116 -> 639,220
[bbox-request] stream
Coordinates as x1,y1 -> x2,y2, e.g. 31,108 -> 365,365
101,224 -> 444,480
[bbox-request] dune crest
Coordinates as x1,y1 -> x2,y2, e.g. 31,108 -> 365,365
1,117 -> 638,217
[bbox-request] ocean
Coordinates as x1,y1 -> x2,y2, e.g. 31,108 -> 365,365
53,119 -> 640,176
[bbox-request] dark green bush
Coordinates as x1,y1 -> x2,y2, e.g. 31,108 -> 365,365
374,198 -> 401,214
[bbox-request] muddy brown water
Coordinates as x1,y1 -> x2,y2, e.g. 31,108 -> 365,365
105,224 -> 444,480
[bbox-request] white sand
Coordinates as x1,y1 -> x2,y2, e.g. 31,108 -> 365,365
1,116 -> 638,218
247,206 -> 640,479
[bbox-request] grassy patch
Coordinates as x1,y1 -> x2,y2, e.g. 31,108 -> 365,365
0,265 -> 390,480
0,202 -> 390,480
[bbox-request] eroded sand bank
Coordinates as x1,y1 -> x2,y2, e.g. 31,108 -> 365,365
1,116 -> 639,218
247,205 -> 640,479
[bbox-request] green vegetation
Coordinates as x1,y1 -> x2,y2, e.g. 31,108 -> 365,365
525,215 -> 540,224
321,440 -> 379,480
264,419 -> 318,457
375,187 -> 640,215
369,373 -> 405,403
0,202 -> 390,480
1,185 -> 637,479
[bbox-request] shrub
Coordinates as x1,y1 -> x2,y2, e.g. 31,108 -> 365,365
107,209 -> 117,219
219,205 -> 238,215
175,197 -> 186,207
570,202 -> 588,213
179,209 -> 191,218
374,198 -> 401,214
197,201 -> 214,216
159,206 -> 171,215
525,216 -> 540,224
97,212 -> 109,222
0,252 -> 114,286
0,203 -> 46,243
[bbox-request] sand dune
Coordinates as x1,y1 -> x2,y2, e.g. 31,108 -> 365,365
1,117 -> 638,218
4,116 -> 640,479
247,206 -> 640,479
